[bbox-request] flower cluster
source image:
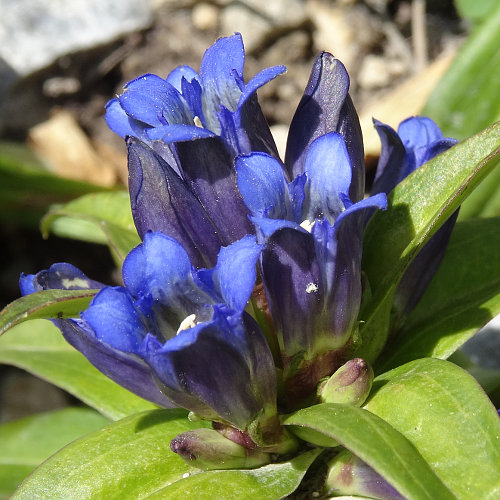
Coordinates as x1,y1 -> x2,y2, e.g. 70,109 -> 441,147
20,34 -> 457,471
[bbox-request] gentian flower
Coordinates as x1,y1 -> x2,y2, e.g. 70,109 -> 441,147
105,33 -> 285,158
285,51 -> 366,203
373,116 -> 458,323
106,34 -> 286,266
236,132 -> 387,407
20,233 -> 282,445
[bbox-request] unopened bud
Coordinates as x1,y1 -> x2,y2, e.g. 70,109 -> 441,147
325,450 -> 404,500
318,358 -> 373,406
170,428 -> 270,471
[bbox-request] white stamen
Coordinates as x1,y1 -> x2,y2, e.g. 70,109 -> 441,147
61,278 -> 90,289
300,219 -> 315,232
193,116 -> 203,128
306,282 -> 318,293
177,314 -> 197,334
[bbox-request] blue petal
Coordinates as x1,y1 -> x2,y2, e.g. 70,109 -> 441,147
127,138 -> 222,268
56,318 -> 176,408
120,74 -> 191,127
397,116 -> 444,152
20,263 -> 105,295
146,124 -> 216,142
208,235 -> 263,312
285,52 -> 349,178
238,65 -> 286,109
166,65 -> 200,92
372,119 -> 406,194
261,227 -> 322,356
123,231 -> 212,308
104,99 -> 140,138
200,34 -> 245,112
81,287 -> 146,353
250,216 -> 303,241
140,305 -> 276,430
236,152 -> 289,219
175,137 -> 254,245
303,132 -> 352,223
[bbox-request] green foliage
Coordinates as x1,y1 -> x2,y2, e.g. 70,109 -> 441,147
0,320 -> 157,420
365,358 -> 500,498
358,122 -> 500,362
377,217 -> 500,372
284,404 -> 454,500
0,142 -> 108,227
10,410 -> 319,500
0,408 -> 109,499
41,191 -> 140,265
0,289 -> 98,336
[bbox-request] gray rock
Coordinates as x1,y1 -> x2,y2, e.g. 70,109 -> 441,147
0,0 -> 153,77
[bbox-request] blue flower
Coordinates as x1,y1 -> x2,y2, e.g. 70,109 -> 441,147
236,132 -> 387,406
21,233 -> 279,440
105,33 -> 285,157
285,52 -> 366,203
373,116 -> 458,322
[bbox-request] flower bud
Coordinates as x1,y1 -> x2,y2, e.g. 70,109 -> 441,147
170,428 -> 271,471
318,358 -> 373,406
325,450 -> 404,500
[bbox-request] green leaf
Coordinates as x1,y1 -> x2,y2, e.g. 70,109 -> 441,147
11,409 -> 207,499
0,289 -> 98,336
283,404 -> 454,500
0,141 -> 107,228
145,449 -> 321,500
455,0 -> 498,22
365,358 -> 500,499
41,191 -> 140,264
358,122 -> 500,362
377,217 -> 500,372
423,5 -> 500,140
458,162 -> 500,218
0,320 -> 157,420
0,407 -> 109,498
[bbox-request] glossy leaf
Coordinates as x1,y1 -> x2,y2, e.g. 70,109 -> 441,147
41,191 -> 140,264
0,320 -> 157,420
423,5 -> 500,140
11,409 -> 205,499
365,358 -> 500,499
0,407 -> 109,498
0,289 -> 98,336
358,122 -> 500,362
283,404 -> 454,500
455,0 -> 498,21
0,141 -> 106,227
145,449 -> 321,499
377,217 -> 500,372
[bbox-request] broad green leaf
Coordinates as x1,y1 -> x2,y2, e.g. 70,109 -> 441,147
455,0 -> 498,21
145,449 -> 321,500
11,409 -> 207,500
0,320 -> 157,420
458,162 -> 500,218
0,407 -> 109,499
0,289 -> 98,336
0,141 -> 107,227
423,5 -> 500,140
283,404 -> 454,500
358,122 -> 500,362
377,217 -> 500,372
41,191 -> 140,264
365,358 -> 500,499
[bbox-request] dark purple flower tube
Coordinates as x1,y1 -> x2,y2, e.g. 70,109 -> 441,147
285,52 -> 365,202
373,116 -> 459,322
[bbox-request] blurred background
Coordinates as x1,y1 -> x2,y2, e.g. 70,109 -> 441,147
0,0 -> 498,422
